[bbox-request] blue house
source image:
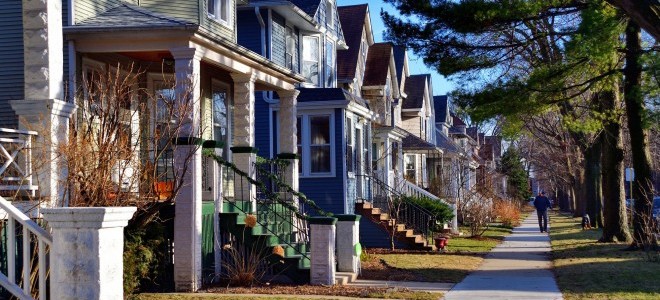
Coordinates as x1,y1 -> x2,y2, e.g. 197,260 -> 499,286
236,0 -> 376,216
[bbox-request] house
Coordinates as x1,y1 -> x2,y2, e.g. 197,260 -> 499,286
1,0 -> 312,292
236,0 -> 377,217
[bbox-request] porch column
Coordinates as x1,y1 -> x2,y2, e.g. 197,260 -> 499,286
10,0 -> 73,207
277,89 -> 300,195
230,73 -> 257,211
170,47 -> 203,292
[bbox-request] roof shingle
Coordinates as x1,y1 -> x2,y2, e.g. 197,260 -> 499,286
74,3 -> 195,29
336,4 -> 368,82
433,95 -> 448,123
403,74 -> 428,109
363,43 -> 393,86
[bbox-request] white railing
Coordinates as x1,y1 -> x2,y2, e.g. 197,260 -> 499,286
0,196 -> 51,300
0,129 -> 38,196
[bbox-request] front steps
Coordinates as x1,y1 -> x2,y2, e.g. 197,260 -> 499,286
356,201 -> 436,251
335,272 -> 358,285
219,201 -> 311,284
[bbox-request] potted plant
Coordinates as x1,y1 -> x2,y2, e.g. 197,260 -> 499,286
434,233 -> 450,251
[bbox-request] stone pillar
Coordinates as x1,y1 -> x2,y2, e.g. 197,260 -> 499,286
277,89 -> 300,196
170,47 -> 204,292
335,215 -> 361,273
11,0 -> 73,206
41,207 -> 136,300
230,73 -> 257,211
310,217 -> 337,285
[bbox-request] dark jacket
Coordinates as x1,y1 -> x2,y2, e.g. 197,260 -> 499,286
534,195 -> 552,211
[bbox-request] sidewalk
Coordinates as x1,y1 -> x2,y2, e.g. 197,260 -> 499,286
443,213 -> 563,300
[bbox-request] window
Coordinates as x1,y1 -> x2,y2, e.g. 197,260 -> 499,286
405,155 -> 416,183
346,118 -> 354,173
208,0 -> 230,26
285,26 -> 296,70
295,113 -> 334,176
325,41 -> 335,87
297,117 -> 302,173
212,83 -> 231,159
302,36 -> 320,86
325,0 -> 334,29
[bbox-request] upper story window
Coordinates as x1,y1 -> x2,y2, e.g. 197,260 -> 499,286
208,0 -> 231,26
360,37 -> 368,71
285,26 -> 296,70
325,41 -> 335,87
302,36 -> 320,86
325,0 -> 334,30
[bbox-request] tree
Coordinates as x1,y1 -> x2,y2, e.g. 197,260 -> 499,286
605,0 -> 660,40
500,147 -> 531,201
382,0 -> 652,244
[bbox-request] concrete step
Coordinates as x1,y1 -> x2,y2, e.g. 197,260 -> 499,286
334,271 -> 358,285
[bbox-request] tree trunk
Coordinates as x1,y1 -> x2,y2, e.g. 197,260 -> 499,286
574,167 -> 587,217
584,141 -> 603,227
600,88 -> 632,242
624,21 -> 657,248
606,0 -> 660,40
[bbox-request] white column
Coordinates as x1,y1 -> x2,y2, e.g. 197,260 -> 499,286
277,89 -> 300,195
170,47 -> 204,292
230,73 -> 257,211
11,0 -> 73,207
41,207 -> 136,300
310,217 -> 337,285
335,215 -> 361,273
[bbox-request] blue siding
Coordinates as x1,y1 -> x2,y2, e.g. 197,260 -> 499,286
254,93 -> 271,158
359,218 -> 406,249
0,0 -> 24,128
299,109 -> 345,215
270,11 -> 286,67
236,10 -> 264,55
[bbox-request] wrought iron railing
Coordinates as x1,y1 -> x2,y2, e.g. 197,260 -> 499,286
356,174 -> 439,243
206,151 -> 322,262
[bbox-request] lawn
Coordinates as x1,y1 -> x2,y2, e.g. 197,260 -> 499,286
133,288 -> 440,300
550,212 -> 660,300
360,222 -> 515,283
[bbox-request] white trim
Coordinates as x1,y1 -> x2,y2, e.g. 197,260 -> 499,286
341,110 -> 349,214
296,110 -> 336,178
207,0 -> 233,29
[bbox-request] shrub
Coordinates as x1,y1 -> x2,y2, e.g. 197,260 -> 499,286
493,199 -> 521,228
401,196 -> 455,224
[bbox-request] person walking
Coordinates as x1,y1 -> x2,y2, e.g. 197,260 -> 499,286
534,191 -> 552,233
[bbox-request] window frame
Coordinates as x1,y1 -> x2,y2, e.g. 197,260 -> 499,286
210,79 -> 232,160
325,40 -> 335,88
292,111 -> 336,178
302,35 -> 321,87
207,0 -> 232,28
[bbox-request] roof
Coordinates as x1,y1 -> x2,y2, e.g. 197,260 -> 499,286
436,131 -> 461,154
289,0 -> 322,17
452,114 -> 466,126
484,136 -> 502,158
434,95 -> 448,123
403,75 -> 428,109
363,43 -> 393,86
336,4 -> 369,82
392,45 -> 407,85
467,127 -> 479,142
402,130 -> 441,152
286,88 -> 367,107
73,3 -> 196,30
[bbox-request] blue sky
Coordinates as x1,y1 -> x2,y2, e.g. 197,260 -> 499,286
336,0 -> 454,95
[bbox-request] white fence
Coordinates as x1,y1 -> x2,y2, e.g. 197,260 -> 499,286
0,196 -> 51,300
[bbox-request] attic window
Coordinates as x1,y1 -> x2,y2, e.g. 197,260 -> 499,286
208,0 -> 230,26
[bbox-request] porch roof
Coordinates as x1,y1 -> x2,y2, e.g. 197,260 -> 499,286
68,3 -> 198,31
402,131 -> 442,154
293,88 -> 368,107
436,131 -> 461,154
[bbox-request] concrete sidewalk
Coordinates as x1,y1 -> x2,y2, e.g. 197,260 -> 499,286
443,213 -> 563,300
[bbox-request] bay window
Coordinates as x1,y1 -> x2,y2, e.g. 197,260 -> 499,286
325,41 -> 335,87
294,113 -> 335,177
302,36 -> 320,86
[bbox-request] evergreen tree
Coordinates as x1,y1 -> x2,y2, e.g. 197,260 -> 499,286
500,147 -> 531,202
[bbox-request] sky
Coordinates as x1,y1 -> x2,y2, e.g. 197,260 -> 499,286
336,0 -> 454,96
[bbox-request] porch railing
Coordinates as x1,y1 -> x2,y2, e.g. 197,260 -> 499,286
206,152 -> 316,261
0,196 -> 51,300
0,129 -> 38,197
356,174 -> 439,243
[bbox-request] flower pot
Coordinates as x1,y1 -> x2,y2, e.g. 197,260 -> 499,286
435,237 -> 449,250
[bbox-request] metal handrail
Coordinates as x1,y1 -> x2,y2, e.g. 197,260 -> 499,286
0,196 -> 51,300
356,174 -> 439,242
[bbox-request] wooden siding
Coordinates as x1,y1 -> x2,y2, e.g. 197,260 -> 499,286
199,0 -> 236,42
401,115 -> 422,139
236,10 -> 264,55
270,11 -> 286,68
254,93 -> 271,159
298,109 -> 345,215
139,0 -> 198,24
0,0 -> 24,128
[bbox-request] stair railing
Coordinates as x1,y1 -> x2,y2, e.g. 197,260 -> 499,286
0,196 -> 51,300
357,174 -> 439,243
206,151 -> 327,261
